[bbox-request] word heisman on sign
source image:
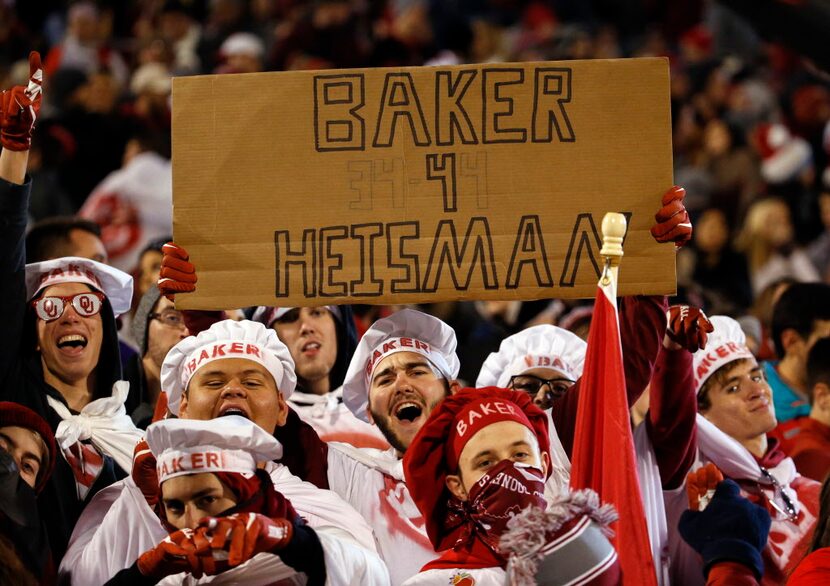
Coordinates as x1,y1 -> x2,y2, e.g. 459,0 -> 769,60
172,57 -> 676,310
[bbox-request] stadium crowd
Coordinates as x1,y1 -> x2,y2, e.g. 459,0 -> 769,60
1,0 -> 830,584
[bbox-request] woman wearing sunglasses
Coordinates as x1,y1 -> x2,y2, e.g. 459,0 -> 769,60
0,52 -> 142,562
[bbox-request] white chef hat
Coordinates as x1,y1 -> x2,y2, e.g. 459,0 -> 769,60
476,324 -> 587,388
25,256 -> 134,317
161,319 -> 297,415
146,416 -> 283,484
343,308 -> 459,422
693,316 -> 755,394
251,305 -> 342,328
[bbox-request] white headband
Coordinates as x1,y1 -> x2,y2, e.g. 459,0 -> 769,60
179,338 -> 285,391
157,447 -> 257,483
364,336 -> 453,383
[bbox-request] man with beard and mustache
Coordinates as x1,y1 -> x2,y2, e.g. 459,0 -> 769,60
60,319 -> 389,585
331,308 -> 463,585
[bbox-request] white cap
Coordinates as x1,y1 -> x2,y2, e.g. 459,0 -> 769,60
343,309 -> 459,422
251,305 -> 342,327
476,324 -> 587,388
25,256 -> 134,317
220,33 -> 265,58
161,319 -> 297,415
693,316 -> 755,394
146,416 -> 283,483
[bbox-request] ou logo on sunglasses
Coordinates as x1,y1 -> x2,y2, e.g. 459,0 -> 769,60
78,295 -> 95,313
43,300 -> 59,318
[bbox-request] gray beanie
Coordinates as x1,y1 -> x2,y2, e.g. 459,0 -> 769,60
132,285 -> 162,355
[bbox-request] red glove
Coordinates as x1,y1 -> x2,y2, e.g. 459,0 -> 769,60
132,439 -> 160,508
686,463 -> 725,511
650,185 -> 692,247
666,305 -> 714,353
196,513 -> 294,568
0,52 -> 42,151
158,242 -> 197,301
137,528 -> 210,579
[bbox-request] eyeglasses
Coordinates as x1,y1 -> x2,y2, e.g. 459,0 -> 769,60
759,466 -> 798,522
31,291 -> 105,322
150,310 -> 186,329
508,374 -> 575,409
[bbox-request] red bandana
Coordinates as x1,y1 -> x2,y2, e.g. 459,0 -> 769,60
424,460 -> 547,571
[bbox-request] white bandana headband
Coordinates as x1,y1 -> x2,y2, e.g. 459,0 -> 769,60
156,447 -> 257,483
364,336 -> 453,384
501,354 -> 580,387
693,341 -> 754,394
180,339 -> 285,392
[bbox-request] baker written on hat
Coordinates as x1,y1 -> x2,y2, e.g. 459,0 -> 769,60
160,319 -> 297,415
342,308 -> 460,423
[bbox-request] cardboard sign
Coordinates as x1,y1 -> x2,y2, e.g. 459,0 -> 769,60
172,57 -> 676,310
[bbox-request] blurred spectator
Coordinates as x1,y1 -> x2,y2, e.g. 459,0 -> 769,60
216,31 -> 265,73
771,337 -> 830,481
678,207 -> 752,314
197,0 -> 251,73
159,0 -> 202,75
79,128 -> 172,274
43,2 -> 129,86
25,216 -> 107,264
125,285 -> 189,428
735,197 -> 820,295
766,283 -> 830,422
807,189 -> 830,281
749,277 -> 796,360
134,238 -> 168,301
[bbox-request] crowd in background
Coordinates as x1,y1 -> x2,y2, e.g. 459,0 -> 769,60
2,1 -> 830,584
1,0 -> 829,384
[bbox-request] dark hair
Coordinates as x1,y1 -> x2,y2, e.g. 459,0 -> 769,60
807,337 -> 830,399
771,283 -> 830,359
697,358 -> 755,412
25,217 -> 102,263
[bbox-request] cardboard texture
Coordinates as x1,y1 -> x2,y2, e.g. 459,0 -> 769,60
172,57 -> 676,310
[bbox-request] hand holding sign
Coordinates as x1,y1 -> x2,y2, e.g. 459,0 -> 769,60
651,186 -> 692,247
0,52 -> 42,151
158,242 -> 197,301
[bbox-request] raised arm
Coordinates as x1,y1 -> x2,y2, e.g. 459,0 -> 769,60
0,52 -> 41,386
646,305 -> 713,489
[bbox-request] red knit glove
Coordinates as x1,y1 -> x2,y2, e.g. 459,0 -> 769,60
666,305 -> 714,353
158,242 -> 197,301
137,528 -> 209,579
196,513 -> 294,569
650,185 -> 692,247
686,463 -> 725,511
132,439 -> 160,508
0,52 -> 42,151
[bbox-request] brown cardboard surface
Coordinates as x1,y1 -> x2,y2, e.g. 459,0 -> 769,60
172,57 -> 676,310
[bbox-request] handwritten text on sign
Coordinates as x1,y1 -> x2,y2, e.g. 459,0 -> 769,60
171,58 -> 676,309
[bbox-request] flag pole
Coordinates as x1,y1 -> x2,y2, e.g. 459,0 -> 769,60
599,213 -> 626,288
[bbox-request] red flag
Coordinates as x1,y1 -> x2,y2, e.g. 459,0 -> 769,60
570,274 -> 657,585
